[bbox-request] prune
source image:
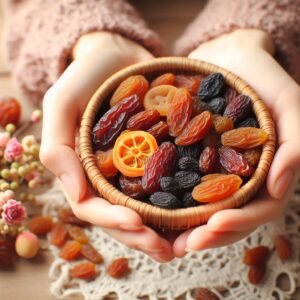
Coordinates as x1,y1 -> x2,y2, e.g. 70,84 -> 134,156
126,109 -> 161,131
142,142 -> 178,194
93,95 -> 142,150
197,73 -> 225,101
182,192 -> 198,208
199,146 -> 218,174
223,95 -> 251,123
160,177 -> 181,194
206,97 -> 227,114
151,73 -> 175,87
149,192 -> 182,209
147,121 -> 170,143
175,171 -> 200,190
237,117 -> 259,128
177,144 -> 202,159
213,115 -> 234,134
119,175 -> 145,199
178,157 -> 200,172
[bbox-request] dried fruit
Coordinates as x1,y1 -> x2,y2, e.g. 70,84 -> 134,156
60,241 -> 82,261
50,223 -> 68,247
198,73 -> 225,101
237,117 -> 259,128
144,85 -> 178,116
243,246 -> 270,266
147,121 -> 170,143
199,146 -> 218,174
142,142 -> 178,194
68,226 -> 89,244
174,74 -> 202,95
219,147 -> 254,177
126,109 -> 161,131
113,131 -> 158,177
151,73 -> 175,87
93,95 -> 142,150
177,144 -> 202,159
95,149 -> 118,179
191,96 -> 206,116
58,209 -> 88,227
212,115 -> 234,134
174,171 -> 200,190
202,130 -> 221,148
182,192 -> 198,208
107,257 -> 130,279
221,128 -> 268,149
81,244 -> 103,264
0,97 -> 21,126
224,88 -> 239,104
149,192 -> 182,209
243,148 -> 262,166
274,235 -> 292,261
248,264 -> 266,285
110,75 -> 149,107
201,173 -> 226,182
192,174 -> 242,203
194,287 -> 220,300
15,231 -> 40,259
27,215 -> 53,235
178,157 -> 199,172
160,177 -> 181,194
223,95 -> 251,123
167,88 -> 192,137
119,175 -> 145,199
70,261 -> 97,280
206,97 -> 227,114
175,111 -> 212,146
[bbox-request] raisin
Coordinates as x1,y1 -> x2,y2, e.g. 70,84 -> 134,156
175,171 -> 200,190
213,115 -> 234,134
175,111 -> 212,146
201,173 -> 226,182
178,157 -> 199,172
199,146 -> 218,174
237,117 -> 259,128
147,121 -> 170,143
126,109 -> 161,131
202,129 -> 221,148
151,73 -> 175,87
221,128 -> 268,149
167,88 -> 192,137
274,235 -> 292,261
198,73 -> 225,101
243,147 -> 262,166
191,96 -> 206,117
81,244 -> 104,264
119,175 -> 145,199
93,95 -> 142,150
248,264 -> 266,285
206,97 -> 227,114
68,226 -> 89,244
174,74 -> 202,95
182,192 -> 198,208
110,75 -> 149,107
219,147 -> 254,177
223,95 -> 252,123
60,241 -> 82,261
160,177 -> 181,194
192,174 -> 242,202
194,287 -> 220,300
177,144 -> 202,159
27,215 -> 53,235
243,246 -> 270,266
0,97 -> 21,126
50,223 -> 68,247
142,142 -> 178,194
107,257 -> 130,278
224,88 -> 239,104
149,192 -> 182,209
70,261 -> 97,280
58,209 -> 89,227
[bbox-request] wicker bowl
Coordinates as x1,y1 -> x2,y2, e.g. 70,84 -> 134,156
79,57 -> 276,230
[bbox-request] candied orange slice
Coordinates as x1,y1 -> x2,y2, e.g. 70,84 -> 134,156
95,149 -> 118,179
113,131 -> 158,177
143,85 -> 177,116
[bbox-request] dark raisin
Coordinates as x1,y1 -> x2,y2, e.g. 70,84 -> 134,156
237,117 -> 259,128
149,192 -> 182,209
206,97 -> 227,114
178,157 -> 199,172
160,177 -> 181,195
198,73 -> 225,101
175,171 -> 201,190
119,175 -> 145,199
223,95 -> 252,123
177,144 -> 202,159
182,192 -> 198,208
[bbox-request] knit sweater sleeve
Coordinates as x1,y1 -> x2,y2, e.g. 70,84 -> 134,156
175,0 -> 300,83
4,0 -> 162,103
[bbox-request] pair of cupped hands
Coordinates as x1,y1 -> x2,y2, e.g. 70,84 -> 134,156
40,29 -> 300,262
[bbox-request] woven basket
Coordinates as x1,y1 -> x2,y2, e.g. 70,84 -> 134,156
79,57 -> 276,230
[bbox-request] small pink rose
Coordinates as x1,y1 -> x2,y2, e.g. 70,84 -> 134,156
4,137 -> 23,162
0,132 -> 10,148
2,199 -> 26,225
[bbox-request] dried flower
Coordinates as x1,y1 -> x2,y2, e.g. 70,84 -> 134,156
2,199 -> 26,225
0,132 -> 10,148
4,137 -> 23,162
0,190 -> 15,210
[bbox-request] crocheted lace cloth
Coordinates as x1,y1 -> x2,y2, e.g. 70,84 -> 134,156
39,180 -> 300,300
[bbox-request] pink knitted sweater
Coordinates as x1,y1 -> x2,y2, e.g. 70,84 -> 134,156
4,0 -> 300,102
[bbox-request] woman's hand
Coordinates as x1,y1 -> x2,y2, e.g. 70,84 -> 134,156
173,29 -> 300,256
40,32 -> 174,262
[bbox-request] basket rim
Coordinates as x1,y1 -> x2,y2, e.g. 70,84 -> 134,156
79,57 -> 276,229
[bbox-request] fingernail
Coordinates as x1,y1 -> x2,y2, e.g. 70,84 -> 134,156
273,171 -> 293,199
118,224 -> 144,231
60,174 -> 79,202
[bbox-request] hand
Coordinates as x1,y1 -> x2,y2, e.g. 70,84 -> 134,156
173,29 -> 300,256
40,32 -> 174,262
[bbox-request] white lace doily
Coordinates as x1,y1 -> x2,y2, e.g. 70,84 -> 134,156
38,181 -> 300,300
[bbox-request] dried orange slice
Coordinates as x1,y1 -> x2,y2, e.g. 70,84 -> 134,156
113,131 -> 158,177
143,85 -> 177,116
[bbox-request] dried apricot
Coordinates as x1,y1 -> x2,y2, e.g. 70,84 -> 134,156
95,149 -> 118,179
243,246 -> 270,266
212,115 -> 234,134
107,257 -> 130,278
151,73 -> 175,87
70,261 -> 97,280
81,244 -> 103,264
27,215 -> 53,235
68,226 -> 89,244
274,235 -> 292,261
147,121 -> 170,143
127,110 -> 161,131
60,241 -> 82,261
50,223 -> 68,247
0,97 -> 21,126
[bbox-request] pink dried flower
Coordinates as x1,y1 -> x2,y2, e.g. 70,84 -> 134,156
2,199 -> 26,225
4,137 -> 23,162
0,190 -> 15,210
0,132 -> 10,148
